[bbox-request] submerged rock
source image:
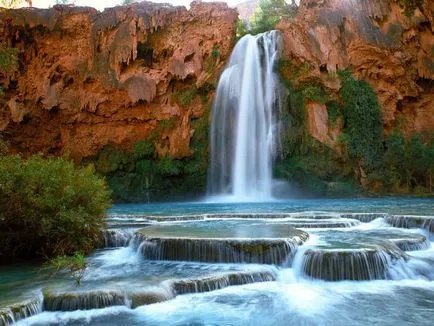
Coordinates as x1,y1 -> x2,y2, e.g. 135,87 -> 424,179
43,290 -> 126,311
135,223 -> 309,265
129,286 -> 175,308
137,237 -> 303,265
301,245 -> 408,281
172,270 -> 276,295
98,229 -> 135,248
385,216 -> 434,234
0,296 -> 42,326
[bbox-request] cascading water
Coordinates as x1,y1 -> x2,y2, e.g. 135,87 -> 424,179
207,31 -> 283,201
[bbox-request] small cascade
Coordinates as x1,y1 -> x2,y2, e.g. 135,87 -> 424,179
208,30 -> 283,201
0,296 -> 42,326
299,245 -> 408,281
136,236 -> 305,265
99,229 -> 135,248
392,235 -> 430,252
172,270 -> 276,295
340,213 -> 388,223
0,310 -> 14,326
43,290 -> 127,311
385,215 -> 434,234
129,285 -> 175,308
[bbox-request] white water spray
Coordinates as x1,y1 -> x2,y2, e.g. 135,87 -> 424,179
207,31 -> 283,201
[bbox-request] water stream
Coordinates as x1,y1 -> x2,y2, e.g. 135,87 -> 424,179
208,31 -> 283,201
1,199 -> 434,325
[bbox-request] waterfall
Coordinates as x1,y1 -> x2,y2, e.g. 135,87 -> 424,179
207,31 -> 283,201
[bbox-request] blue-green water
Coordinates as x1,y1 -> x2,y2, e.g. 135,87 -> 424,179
110,198 -> 434,216
1,198 -> 434,325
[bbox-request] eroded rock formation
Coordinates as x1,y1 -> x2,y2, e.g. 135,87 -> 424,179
278,0 -> 433,144
0,1 -> 237,161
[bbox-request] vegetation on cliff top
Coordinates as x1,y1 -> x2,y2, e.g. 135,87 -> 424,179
0,155 -> 111,260
237,0 -> 298,36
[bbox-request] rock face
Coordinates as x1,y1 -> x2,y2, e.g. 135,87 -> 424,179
278,0 -> 433,139
0,1 -> 237,161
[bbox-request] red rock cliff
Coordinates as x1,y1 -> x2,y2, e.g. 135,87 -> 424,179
0,1 -> 237,161
278,0 -> 433,146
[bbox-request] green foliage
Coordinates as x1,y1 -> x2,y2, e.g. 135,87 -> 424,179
172,87 -> 198,107
339,70 -> 383,171
301,85 -> 328,104
160,117 -> 177,130
236,19 -> 249,38
121,0 -> 136,4
0,155 -> 111,259
157,157 -> 183,176
249,0 -> 297,35
211,45 -> 220,58
327,101 -> 342,128
134,140 -> 154,159
55,0 -> 71,4
368,131 -> 434,193
45,252 -> 87,286
396,0 -> 424,17
95,145 -> 132,174
0,45 -> 19,75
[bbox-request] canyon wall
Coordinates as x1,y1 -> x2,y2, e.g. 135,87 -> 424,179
1,0 -> 432,199
278,0 -> 433,146
0,1 -> 237,161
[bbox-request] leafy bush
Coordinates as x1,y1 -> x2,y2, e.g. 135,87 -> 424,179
95,145 -> 132,174
327,101 -> 342,127
0,44 -> 19,75
178,88 -> 197,107
0,155 -> 111,259
301,85 -> 329,104
157,157 -> 183,176
236,19 -> 249,38
339,70 -> 383,171
45,252 -> 87,286
250,0 -> 298,35
134,140 -> 154,159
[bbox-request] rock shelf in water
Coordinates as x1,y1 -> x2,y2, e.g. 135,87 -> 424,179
135,222 -> 309,265
20,269 -> 276,313
299,228 -> 429,281
301,246 -> 407,281
0,297 -> 42,325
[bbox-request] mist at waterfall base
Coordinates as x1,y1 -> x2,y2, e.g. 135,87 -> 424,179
207,31 -> 295,202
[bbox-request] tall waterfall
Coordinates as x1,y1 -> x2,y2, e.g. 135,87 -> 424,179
207,31 -> 283,201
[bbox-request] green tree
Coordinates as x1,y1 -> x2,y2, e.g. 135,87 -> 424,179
339,70 -> 383,171
236,19 -> 249,38
403,134 -> 425,188
249,0 -> 297,35
382,131 -> 405,187
0,155 -> 111,259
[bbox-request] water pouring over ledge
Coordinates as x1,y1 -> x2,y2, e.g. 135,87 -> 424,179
207,31 -> 283,202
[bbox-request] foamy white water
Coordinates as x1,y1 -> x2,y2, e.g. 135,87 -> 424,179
207,31 -> 283,202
